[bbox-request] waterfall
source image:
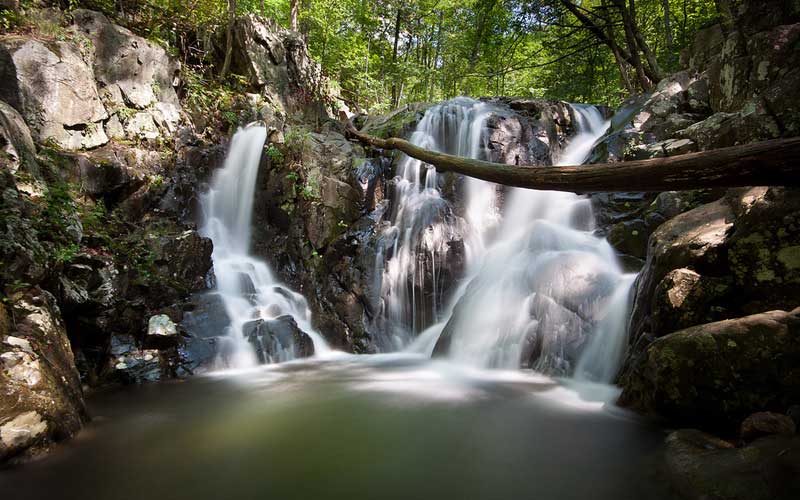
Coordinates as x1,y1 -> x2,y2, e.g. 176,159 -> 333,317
374,98 -> 499,349
200,125 -> 328,368
386,98 -> 634,382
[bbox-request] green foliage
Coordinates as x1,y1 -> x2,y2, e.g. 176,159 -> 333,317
284,126 -> 312,160
55,242 -> 80,264
61,0 -> 717,111
266,144 -> 285,165
0,8 -> 27,31
37,182 -> 75,240
149,174 -> 164,187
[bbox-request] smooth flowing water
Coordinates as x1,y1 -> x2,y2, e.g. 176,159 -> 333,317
0,355 -> 674,500
200,126 -> 328,367
374,99 -> 498,349
388,99 -> 634,382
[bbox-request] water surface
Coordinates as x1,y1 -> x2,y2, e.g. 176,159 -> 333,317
1,355 -> 672,500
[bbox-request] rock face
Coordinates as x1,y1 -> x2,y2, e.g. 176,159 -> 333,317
0,9 -> 184,151
229,15 -> 337,122
1,9 -> 216,406
0,99 -> 36,172
0,290 -> 87,463
592,2 -> 800,261
619,187 -> 800,429
0,37 -> 108,149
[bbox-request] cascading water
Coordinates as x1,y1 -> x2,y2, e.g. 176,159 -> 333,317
200,125 -> 328,367
374,98 -> 500,349
385,98 -> 635,382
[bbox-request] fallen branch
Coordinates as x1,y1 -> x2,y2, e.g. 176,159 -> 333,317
342,115 -> 800,193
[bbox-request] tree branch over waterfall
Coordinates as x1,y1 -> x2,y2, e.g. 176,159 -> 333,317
343,118 -> 800,193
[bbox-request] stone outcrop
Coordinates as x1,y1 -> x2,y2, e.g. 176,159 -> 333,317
228,14 -> 339,123
244,315 -> 315,363
0,9 -> 184,151
592,2 -> 800,263
619,187 -> 800,428
0,290 -> 87,464
0,11 -> 218,465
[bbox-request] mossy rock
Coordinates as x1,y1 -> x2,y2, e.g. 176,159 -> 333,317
619,308 -> 800,433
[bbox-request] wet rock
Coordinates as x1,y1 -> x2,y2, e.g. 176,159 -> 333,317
244,315 -> 314,363
740,412 -> 796,443
663,429 -> 800,500
619,307 -> 800,431
107,333 -> 165,384
0,38 -> 108,149
178,292 -> 230,374
0,291 -> 86,463
149,230 -> 213,295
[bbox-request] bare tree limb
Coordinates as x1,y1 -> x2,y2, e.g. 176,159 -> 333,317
342,117 -> 800,193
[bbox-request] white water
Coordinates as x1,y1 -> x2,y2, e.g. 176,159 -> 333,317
200,125 -> 328,368
374,98 -> 500,349
385,99 -> 634,382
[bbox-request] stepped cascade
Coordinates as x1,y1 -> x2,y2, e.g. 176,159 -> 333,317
200,125 -> 329,367
377,98 -> 634,380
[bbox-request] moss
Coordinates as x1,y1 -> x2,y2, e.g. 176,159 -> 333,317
777,245 -> 800,270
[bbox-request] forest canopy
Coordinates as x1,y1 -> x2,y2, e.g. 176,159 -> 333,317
4,0 -> 723,111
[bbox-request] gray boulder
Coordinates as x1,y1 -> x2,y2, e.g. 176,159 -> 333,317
0,38 -> 108,149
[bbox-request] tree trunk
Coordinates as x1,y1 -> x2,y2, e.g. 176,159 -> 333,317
290,0 -> 299,31
628,0 -> 664,81
662,0 -> 673,50
220,0 -> 237,78
612,0 -> 652,90
300,0 -> 310,39
715,0 -> 735,35
391,7 -> 403,108
342,118 -> 800,193
562,0 -> 658,89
